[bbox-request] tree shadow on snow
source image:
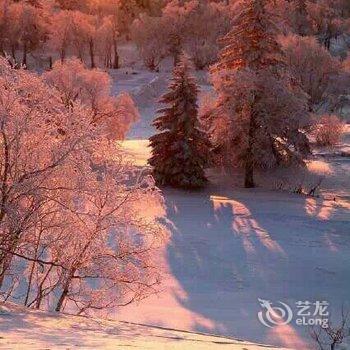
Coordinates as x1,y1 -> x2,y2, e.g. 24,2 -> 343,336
163,183 -> 350,348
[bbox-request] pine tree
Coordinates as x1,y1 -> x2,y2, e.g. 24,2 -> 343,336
210,0 -> 310,188
149,55 -> 210,189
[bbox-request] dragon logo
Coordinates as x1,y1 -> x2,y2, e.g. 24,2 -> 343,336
258,298 -> 293,328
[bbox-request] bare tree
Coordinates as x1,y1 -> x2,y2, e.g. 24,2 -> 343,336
310,307 -> 350,350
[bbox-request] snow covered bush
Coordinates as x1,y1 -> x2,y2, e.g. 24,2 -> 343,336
315,114 -> 345,146
43,58 -> 139,139
0,58 -> 167,314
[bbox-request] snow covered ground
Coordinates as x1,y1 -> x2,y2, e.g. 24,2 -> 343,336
0,302 -> 288,349
118,141 -> 350,349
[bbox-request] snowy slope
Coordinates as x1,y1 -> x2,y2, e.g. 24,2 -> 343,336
0,302 -> 288,349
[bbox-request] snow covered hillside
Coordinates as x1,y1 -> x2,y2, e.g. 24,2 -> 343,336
0,302 -> 288,349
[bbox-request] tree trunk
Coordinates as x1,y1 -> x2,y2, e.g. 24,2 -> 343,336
34,264 -> 53,309
11,45 -> 16,62
24,230 -> 42,306
244,154 -> 255,188
89,39 -> 95,69
24,261 -> 36,306
55,284 -> 69,312
22,42 -> 27,67
60,48 -> 65,63
244,113 -> 256,188
113,38 -> 119,69
0,41 -> 4,57
0,257 -> 11,289
55,268 -> 76,312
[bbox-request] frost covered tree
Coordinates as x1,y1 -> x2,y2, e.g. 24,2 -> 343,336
132,1 -> 232,70
5,1 -> 47,67
290,0 -> 313,36
43,59 -> 139,139
307,0 -> 349,50
149,55 -> 210,188
279,34 -> 343,111
46,10 -> 72,63
0,57 -> 167,313
210,0 -> 310,188
132,14 -> 168,71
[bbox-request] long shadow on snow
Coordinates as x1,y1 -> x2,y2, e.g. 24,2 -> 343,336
163,184 -> 350,347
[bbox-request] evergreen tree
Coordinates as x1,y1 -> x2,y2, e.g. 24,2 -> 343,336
210,0 -> 310,188
149,55 -> 210,189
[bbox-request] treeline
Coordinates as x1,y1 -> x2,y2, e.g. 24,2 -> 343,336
0,0 -> 349,70
0,0 -> 164,68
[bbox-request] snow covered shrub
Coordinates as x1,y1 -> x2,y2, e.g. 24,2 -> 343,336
43,58 -> 139,139
315,114 -> 345,146
0,58 -> 167,314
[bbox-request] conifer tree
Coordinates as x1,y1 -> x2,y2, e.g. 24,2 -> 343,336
149,55 -> 210,188
210,0 -> 310,188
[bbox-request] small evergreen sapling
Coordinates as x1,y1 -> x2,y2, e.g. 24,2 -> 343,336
149,55 -> 210,188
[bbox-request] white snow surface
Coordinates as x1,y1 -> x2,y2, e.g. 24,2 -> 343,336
0,302 -> 288,349
120,137 -> 350,350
